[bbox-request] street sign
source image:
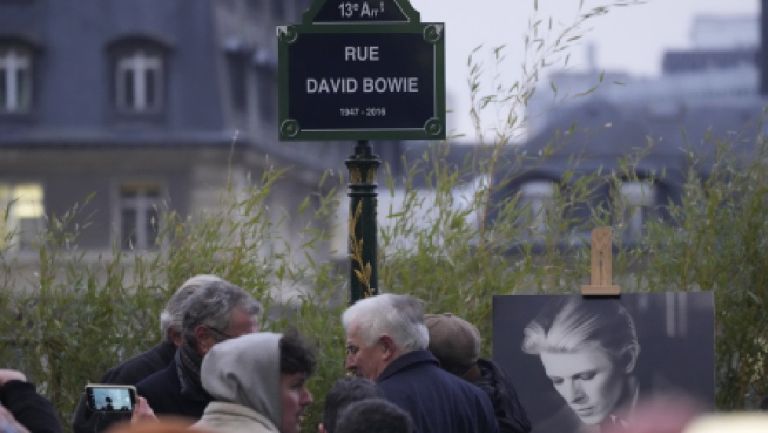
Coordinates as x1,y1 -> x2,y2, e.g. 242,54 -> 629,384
277,0 -> 445,141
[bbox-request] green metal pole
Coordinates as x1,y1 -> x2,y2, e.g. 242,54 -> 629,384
346,140 -> 380,303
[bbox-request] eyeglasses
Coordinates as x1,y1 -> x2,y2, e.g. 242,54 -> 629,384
206,326 -> 236,342
345,344 -> 360,355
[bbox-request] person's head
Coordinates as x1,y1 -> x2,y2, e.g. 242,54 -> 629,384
320,377 -> 381,433
201,330 -> 316,433
522,297 -> 640,425
424,313 -> 481,376
335,399 -> 414,433
341,294 -> 429,380
682,413 -> 768,433
160,274 -> 224,346
181,279 -> 262,356
280,329 -> 317,433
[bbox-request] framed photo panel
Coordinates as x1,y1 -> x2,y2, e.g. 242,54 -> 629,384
493,292 -> 714,433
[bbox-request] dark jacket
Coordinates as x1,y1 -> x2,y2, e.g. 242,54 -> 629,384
135,356 -> 210,420
473,359 -> 531,433
0,380 -> 62,433
377,350 -> 499,433
72,341 -> 176,433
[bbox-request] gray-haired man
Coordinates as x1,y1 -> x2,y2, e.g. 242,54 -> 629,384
136,278 -> 261,420
341,293 -> 498,433
72,274 -> 226,433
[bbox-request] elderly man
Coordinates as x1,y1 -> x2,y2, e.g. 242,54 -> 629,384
425,313 -> 530,433
342,293 -> 499,433
73,274 -> 225,433
136,279 -> 261,419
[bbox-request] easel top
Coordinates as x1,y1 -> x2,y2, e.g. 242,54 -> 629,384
301,0 -> 421,25
581,226 -> 622,297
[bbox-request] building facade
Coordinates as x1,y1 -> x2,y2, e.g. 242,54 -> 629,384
502,14 -> 766,246
0,0 -> 404,268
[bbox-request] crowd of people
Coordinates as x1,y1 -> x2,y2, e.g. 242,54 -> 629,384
2,275 -> 767,433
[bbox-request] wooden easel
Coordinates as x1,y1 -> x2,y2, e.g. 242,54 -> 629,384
580,227 -> 621,296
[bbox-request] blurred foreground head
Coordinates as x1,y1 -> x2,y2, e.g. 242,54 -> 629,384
321,377 -> 381,433
335,399 -> 414,433
108,420 -> 200,433
682,413 -> 768,433
601,394 -> 703,433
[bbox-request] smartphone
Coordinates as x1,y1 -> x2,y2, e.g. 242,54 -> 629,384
85,384 -> 137,413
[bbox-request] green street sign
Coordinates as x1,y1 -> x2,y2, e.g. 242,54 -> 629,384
277,0 -> 446,141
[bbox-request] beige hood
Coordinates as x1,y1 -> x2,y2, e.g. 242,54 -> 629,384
200,332 -> 282,427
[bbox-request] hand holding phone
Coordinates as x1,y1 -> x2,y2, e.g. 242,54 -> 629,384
85,384 -> 136,413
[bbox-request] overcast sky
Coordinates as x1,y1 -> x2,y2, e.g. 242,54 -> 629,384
407,0 -> 760,140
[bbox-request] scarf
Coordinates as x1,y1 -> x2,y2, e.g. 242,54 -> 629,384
175,343 -> 213,403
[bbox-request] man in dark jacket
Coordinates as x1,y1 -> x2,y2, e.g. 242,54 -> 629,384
72,274 -> 224,433
425,313 -> 531,433
341,294 -> 499,433
135,279 -> 261,420
0,369 -> 61,433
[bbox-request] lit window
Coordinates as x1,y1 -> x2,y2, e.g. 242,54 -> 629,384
519,181 -> 555,235
0,46 -> 32,113
0,182 -> 44,250
119,184 -> 162,250
115,49 -> 163,112
620,181 -> 656,241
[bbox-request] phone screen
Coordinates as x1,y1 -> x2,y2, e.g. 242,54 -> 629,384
86,385 -> 136,412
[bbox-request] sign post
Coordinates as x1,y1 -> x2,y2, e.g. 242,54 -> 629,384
277,0 -> 445,302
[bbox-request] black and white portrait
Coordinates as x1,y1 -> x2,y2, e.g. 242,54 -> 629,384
492,293 -> 714,433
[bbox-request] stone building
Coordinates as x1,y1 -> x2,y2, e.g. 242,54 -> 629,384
0,0 -> 403,275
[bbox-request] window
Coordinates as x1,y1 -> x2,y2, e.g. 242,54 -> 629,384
0,182 -> 44,250
0,45 -> 32,113
619,181 -> 656,241
119,183 -> 162,250
519,181 -> 555,235
115,48 -> 164,113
